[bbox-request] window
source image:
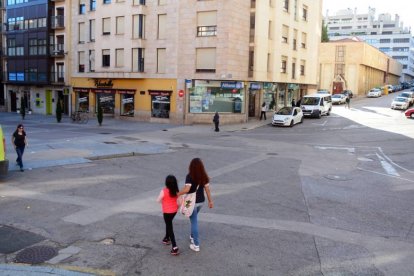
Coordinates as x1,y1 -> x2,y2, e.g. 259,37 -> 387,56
157,48 -> 166,73
38,39 -> 46,55
89,19 -> 95,41
102,49 -> 110,67
79,3 -> 86,14
300,60 -> 305,76
132,48 -> 145,72
292,59 -> 296,79
89,50 -> 95,71
116,16 -> 124,34
133,0 -> 145,5
196,48 -> 216,73
301,32 -> 307,48
293,29 -> 297,50
7,39 -> 16,56
302,5 -> 308,21
393,38 -> 410,43
393,47 -> 409,52
78,51 -> 85,72
268,20 -> 273,39
151,94 -> 170,118
115,48 -> 124,67
102,17 -> 110,35
90,0 -> 96,11
103,0 -> 111,3
379,39 -> 391,43
282,25 -> 289,43
283,0 -> 289,11
121,93 -> 134,116
336,45 -> 345,62
281,56 -> 287,73
197,11 -> 217,37
79,22 -> 86,43
132,14 -> 145,38
29,39 -> 37,55
158,14 -> 166,39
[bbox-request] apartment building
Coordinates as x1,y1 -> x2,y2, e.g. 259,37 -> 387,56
319,38 -> 402,96
2,0 -> 72,115
325,8 -> 414,83
71,0 -> 322,125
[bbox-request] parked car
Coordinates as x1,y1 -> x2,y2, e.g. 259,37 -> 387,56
383,85 -> 394,93
405,108 -> 414,119
331,94 -> 347,104
0,125 -> 9,176
367,88 -> 382,98
391,97 -> 409,110
272,106 -> 304,127
398,92 -> 414,105
342,90 -> 353,98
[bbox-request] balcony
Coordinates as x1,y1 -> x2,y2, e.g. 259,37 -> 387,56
50,44 -> 65,57
51,16 -> 65,29
50,71 -> 65,84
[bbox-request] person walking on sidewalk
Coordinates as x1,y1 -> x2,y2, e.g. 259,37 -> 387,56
260,102 -> 267,120
345,96 -> 350,109
213,112 -> 220,132
157,174 -> 180,255
178,158 -> 213,252
11,124 -> 28,172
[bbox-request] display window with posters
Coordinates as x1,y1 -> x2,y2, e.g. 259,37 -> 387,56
189,80 -> 245,113
95,90 -> 115,114
149,91 -> 171,119
263,83 -> 276,111
74,88 -> 89,112
119,90 -> 135,117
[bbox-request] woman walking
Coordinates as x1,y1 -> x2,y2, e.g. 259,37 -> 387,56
178,158 -> 213,252
11,124 -> 28,172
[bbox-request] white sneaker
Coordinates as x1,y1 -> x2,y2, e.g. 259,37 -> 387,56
189,244 -> 200,252
190,236 -> 194,245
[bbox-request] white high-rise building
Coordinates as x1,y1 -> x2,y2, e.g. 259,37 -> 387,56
325,8 -> 414,83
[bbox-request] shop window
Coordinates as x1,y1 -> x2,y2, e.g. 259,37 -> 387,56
77,92 -> 89,112
97,93 -> 115,114
151,95 -> 170,118
121,93 -> 134,116
189,80 -> 245,113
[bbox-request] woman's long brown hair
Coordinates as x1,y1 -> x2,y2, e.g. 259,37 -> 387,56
189,158 -> 210,187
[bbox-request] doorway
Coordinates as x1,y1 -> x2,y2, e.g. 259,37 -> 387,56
248,91 -> 256,117
332,82 -> 343,94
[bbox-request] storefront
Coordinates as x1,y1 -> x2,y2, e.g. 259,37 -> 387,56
71,78 -> 178,123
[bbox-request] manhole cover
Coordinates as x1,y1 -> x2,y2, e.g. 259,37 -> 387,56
266,153 -> 278,156
15,246 -> 57,264
103,141 -> 117,144
99,132 -> 112,135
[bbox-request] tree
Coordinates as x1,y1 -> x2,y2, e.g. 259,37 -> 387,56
321,20 -> 329,42
20,98 -> 26,120
56,99 -> 63,123
97,100 -> 103,126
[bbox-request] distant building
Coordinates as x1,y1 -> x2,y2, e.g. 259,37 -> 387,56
324,8 -> 414,83
2,0 -> 72,115
319,38 -> 402,96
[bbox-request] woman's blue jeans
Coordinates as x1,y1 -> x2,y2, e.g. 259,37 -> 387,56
190,203 -> 203,246
15,146 -> 25,169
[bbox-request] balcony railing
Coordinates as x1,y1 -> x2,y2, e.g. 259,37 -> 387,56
4,71 -> 48,84
50,44 -> 65,57
51,16 -> 65,29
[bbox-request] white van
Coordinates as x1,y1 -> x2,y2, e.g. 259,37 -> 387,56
300,94 -> 332,118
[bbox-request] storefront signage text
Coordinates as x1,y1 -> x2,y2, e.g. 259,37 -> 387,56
94,79 -> 114,88
220,82 -> 243,89
250,83 -> 262,90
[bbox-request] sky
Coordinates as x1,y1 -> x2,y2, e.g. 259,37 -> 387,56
322,0 -> 414,31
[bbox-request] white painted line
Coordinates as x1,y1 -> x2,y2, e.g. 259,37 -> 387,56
315,146 -> 355,154
357,167 -> 413,183
312,120 -> 327,126
376,153 -> 400,177
378,147 -> 414,174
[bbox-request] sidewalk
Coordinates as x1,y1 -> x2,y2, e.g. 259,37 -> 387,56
1,112 -> 270,172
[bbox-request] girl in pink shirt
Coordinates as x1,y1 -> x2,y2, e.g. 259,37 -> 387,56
157,175 -> 180,255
